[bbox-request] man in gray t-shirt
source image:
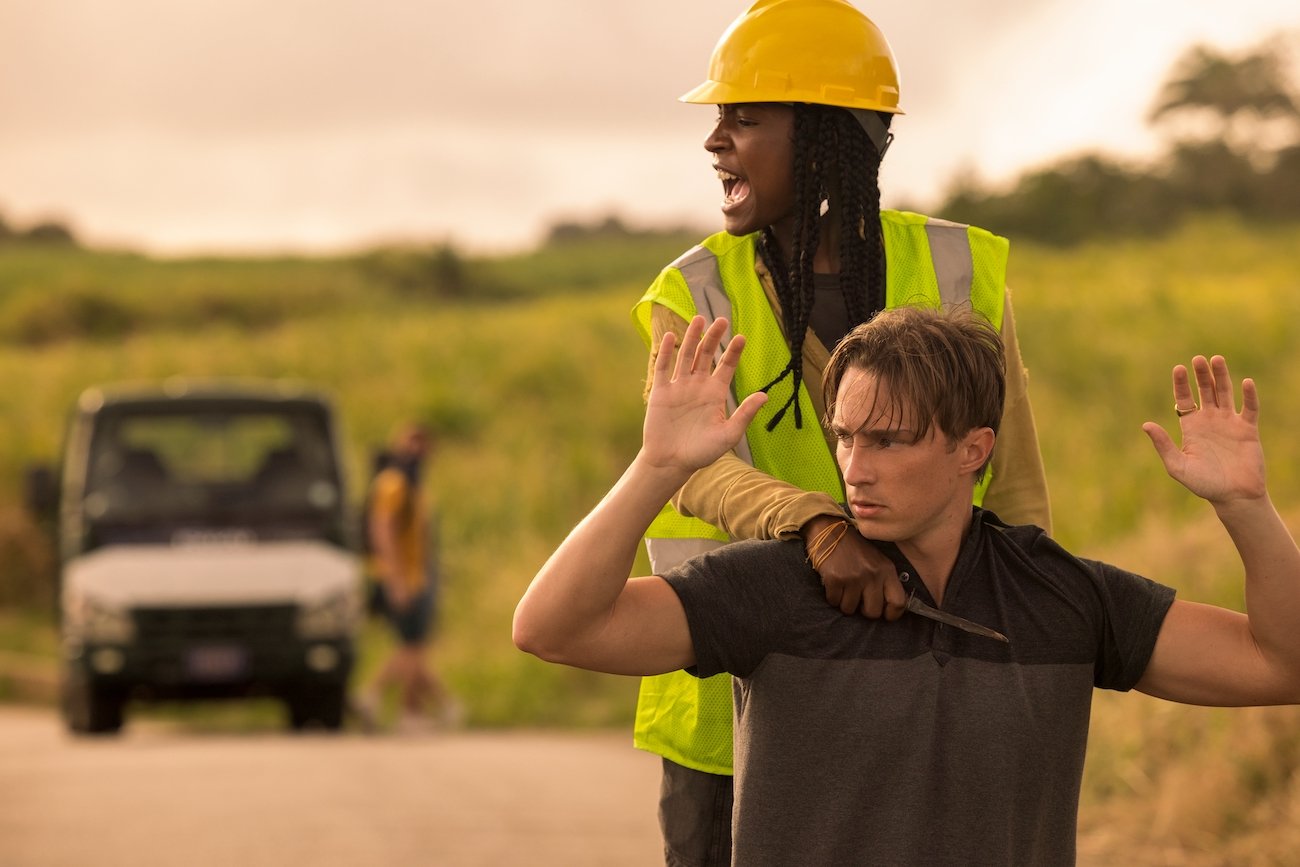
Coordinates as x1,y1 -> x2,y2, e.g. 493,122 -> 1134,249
515,308 -> 1300,865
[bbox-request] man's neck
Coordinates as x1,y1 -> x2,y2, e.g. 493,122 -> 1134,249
891,507 -> 975,607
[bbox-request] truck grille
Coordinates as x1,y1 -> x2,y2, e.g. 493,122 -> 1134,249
133,604 -> 297,642
129,604 -> 301,684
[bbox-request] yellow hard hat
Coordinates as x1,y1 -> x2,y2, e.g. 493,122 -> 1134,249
680,0 -> 903,114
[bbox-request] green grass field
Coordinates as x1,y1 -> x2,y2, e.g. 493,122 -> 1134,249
1,214 -> 1297,862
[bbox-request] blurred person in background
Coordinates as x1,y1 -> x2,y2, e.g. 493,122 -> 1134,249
358,422 -> 462,733
630,0 -> 1052,862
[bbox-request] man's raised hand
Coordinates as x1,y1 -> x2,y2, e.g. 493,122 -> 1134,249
642,315 -> 768,475
1143,354 -> 1266,508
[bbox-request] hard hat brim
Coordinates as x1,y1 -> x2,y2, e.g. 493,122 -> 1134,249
679,78 -> 903,114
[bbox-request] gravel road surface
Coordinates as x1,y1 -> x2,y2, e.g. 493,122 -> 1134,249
0,706 -> 663,867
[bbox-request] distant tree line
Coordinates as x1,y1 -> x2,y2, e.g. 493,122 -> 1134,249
0,212 -> 79,247
541,214 -> 704,246
934,34 -> 1300,245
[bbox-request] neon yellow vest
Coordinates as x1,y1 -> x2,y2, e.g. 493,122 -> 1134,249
630,211 -> 1009,775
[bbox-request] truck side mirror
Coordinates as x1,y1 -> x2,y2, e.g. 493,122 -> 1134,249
24,463 -> 59,522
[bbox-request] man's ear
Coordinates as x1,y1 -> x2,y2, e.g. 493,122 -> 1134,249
957,428 -> 996,475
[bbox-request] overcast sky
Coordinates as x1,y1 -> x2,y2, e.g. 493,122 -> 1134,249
1,0 -> 1296,254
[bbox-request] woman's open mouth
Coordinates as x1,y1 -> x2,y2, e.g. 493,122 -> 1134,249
717,167 -> 749,207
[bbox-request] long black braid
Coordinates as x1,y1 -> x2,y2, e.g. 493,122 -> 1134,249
755,104 -> 888,430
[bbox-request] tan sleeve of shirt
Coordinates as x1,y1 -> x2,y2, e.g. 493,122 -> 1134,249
982,289 -> 1053,533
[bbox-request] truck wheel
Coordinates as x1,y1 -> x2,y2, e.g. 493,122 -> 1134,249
286,684 -> 346,732
63,667 -> 125,735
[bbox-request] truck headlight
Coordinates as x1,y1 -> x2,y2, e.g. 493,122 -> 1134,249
69,596 -> 136,644
296,589 -> 360,639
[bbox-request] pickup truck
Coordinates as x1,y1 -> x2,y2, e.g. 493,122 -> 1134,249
32,380 -> 363,734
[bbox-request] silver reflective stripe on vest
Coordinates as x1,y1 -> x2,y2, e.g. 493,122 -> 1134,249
672,246 -> 753,465
924,218 -> 974,307
645,537 -> 725,575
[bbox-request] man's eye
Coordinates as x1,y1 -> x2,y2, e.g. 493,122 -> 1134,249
876,437 -> 894,449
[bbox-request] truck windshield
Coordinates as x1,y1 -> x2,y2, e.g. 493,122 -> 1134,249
82,404 -> 342,541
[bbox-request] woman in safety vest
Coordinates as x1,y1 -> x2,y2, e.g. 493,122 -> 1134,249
630,1 -> 1054,864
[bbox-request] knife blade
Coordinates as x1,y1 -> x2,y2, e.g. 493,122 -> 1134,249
905,593 -> 1009,643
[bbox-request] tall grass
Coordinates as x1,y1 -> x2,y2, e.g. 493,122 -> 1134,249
1010,215 -> 1300,552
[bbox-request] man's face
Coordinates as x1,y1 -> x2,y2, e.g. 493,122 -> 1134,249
830,367 -> 978,550
704,103 -> 797,240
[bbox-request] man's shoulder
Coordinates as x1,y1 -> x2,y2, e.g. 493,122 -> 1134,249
975,509 -> 1078,565
669,537 -> 806,582
714,537 -> 805,565
974,509 -> 1112,597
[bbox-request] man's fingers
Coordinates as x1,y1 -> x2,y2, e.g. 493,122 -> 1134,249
652,330 -> 678,382
672,316 -> 738,380
715,332 -> 745,381
675,315 -> 708,379
1241,377 -> 1260,424
1142,421 -> 1181,477
732,390 -> 768,429
1171,364 -> 1194,410
1209,355 -> 1235,412
1172,355 -> 1255,423
1192,355 -> 1217,409
688,317 -> 717,375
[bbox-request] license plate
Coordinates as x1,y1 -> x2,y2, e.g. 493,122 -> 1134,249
185,645 -> 248,681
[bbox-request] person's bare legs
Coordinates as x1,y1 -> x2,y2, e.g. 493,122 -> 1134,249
403,644 -> 463,727
395,645 -> 429,713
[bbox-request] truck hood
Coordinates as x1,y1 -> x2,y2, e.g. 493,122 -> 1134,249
63,540 -> 361,608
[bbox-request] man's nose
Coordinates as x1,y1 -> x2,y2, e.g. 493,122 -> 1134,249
841,447 -> 877,486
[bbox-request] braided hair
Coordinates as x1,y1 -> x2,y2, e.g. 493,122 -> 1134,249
755,104 -> 889,430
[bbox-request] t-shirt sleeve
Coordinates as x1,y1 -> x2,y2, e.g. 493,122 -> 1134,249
1083,557 -> 1177,692
661,539 -> 804,679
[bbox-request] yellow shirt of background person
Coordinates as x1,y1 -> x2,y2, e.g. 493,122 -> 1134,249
367,467 -> 429,594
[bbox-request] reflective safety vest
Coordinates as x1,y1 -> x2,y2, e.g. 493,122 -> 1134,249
630,210 -> 1009,775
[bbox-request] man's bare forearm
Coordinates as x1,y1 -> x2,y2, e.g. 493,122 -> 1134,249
1217,495 -> 1300,692
513,455 -> 686,664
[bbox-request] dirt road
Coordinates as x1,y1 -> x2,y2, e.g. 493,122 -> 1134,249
0,706 -> 663,867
